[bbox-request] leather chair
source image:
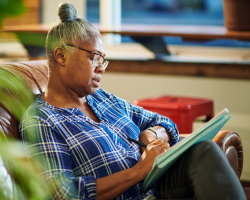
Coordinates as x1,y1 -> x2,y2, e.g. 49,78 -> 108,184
0,60 -> 249,199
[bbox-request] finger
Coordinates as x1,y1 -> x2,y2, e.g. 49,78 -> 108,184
147,140 -> 164,151
162,148 -> 167,153
159,143 -> 170,152
146,141 -> 170,155
155,141 -> 169,148
160,147 -> 168,153
150,138 -> 164,145
162,142 -> 170,148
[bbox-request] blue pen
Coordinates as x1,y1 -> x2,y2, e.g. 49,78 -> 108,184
127,137 -> 147,148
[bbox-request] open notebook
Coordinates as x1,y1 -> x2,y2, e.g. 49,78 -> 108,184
142,108 -> 232,191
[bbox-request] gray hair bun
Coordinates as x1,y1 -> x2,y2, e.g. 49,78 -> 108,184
58,3 -> 79,23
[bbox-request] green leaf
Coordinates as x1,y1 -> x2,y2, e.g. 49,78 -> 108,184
0,0 -> 8,7
0,0 -> 25,30
5,0 -> 26,16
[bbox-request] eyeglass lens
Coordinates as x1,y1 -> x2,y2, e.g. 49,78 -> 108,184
93,55 -> 108,69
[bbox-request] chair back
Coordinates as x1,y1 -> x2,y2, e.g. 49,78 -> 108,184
0,60 -> 48,140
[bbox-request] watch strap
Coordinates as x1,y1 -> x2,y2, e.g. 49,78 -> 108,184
147,127 -> 159,139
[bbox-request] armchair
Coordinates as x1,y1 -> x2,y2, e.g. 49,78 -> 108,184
0,60 -> 249,199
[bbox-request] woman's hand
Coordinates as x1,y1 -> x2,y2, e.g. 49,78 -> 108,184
139,126 -> 171,153
133,139 -> 170,179
96,130 -> 170,200
96,127 -> 170,200
96,139 -> 169,200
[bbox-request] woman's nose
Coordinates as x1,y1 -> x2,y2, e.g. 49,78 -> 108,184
95,64 -> 105,74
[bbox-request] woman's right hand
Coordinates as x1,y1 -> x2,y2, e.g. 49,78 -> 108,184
133,139 -> 170,180
95,139 -> 169,200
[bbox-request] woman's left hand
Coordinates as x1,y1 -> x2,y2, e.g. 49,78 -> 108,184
139,128 -> 170,154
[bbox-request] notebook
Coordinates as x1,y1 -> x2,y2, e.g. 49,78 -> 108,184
142,108 -> 232,191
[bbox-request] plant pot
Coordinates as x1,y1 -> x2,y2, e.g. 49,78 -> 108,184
223,0 -> 250,31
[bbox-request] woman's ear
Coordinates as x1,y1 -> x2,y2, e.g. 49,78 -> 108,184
54,47 -> 66,66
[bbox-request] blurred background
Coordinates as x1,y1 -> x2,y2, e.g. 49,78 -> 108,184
0,0 -> 250,184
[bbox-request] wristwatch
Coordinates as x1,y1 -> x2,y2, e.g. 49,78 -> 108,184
147,127 -> 159,139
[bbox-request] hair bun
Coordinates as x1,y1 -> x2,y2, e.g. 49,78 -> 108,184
57,3 -> 79,23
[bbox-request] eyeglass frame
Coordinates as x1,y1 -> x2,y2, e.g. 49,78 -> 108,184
63,44 -> 109,69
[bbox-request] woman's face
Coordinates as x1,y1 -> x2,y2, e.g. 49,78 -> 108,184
61,36 -> 106,98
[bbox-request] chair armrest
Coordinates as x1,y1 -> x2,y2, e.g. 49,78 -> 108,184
213,130 -> 243,179
179,130 -> 243,179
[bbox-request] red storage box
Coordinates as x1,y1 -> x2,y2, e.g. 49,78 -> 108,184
133,95 -> 214,134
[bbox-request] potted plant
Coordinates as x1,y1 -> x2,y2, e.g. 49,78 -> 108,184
0,68 -> 54,200
0,0 -> 53,199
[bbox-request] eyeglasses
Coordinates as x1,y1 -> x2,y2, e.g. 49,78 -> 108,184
65,44 -> 109,69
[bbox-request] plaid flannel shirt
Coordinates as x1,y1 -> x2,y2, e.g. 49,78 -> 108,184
19,89 -> 179,200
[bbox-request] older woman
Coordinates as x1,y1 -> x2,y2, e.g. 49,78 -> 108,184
19,3 -> 246,200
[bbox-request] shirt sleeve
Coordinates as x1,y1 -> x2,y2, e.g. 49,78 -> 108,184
19,116 -> 97,200
108,92 -> 179,146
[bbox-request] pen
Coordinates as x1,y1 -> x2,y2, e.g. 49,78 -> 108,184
127,137 -> 147,148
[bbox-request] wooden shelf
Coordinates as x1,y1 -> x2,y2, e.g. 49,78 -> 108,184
106,59 -> 250,80
3,23 -> 250,79
3,23 -> 250,41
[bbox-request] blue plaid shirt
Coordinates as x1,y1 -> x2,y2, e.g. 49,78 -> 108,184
19,89 -> 179,200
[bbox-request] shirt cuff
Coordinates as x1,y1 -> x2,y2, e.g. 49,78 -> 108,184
157,123 -> 179,146
78,176 -> 97,199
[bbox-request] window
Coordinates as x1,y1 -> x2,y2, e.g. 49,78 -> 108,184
86,0 -> 250,48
